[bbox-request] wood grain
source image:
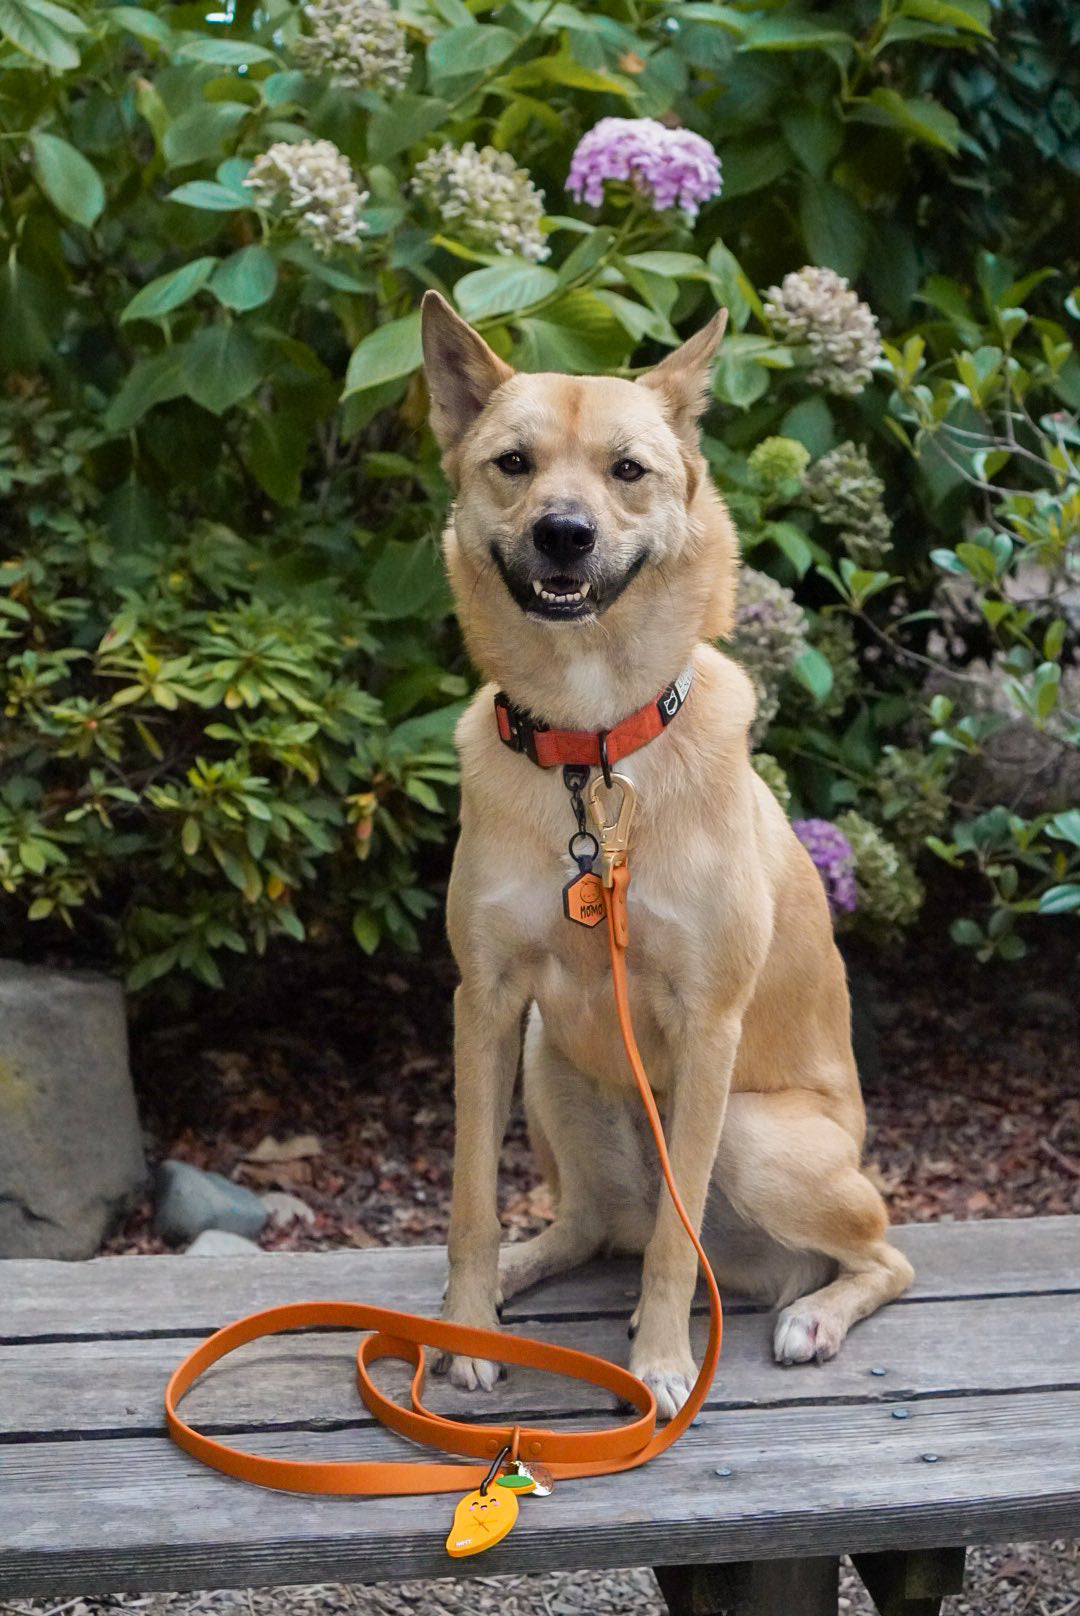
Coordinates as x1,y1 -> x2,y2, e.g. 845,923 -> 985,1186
3,1291 -> 1079,1438
5,1218 -> 1078,1342
2,1392 -> 1078,1594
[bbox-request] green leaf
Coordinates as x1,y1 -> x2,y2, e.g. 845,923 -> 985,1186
105,349 -> 189,432
120,256 -> 217,323
0,0 -> 84,69
950,917 -> 984,947
167,179 -> 249,211
353,910 -> 380,954
427,23 -> 517,83
247,411 -> 307,505
855,89 -> 960,154
30,133 -> 104,228
454,260 -> 559,320
712,348 -> 769,408
210,246 -> 277,312
738,13 -> 855,54
176,36 -> 277,65
343,312 -> 423,397
1039,884 -> 1080,915
106,6 -> 175,47
799,179 -> 868,279
898,0 -> 991,37
719,137 -> 791,199
366,540 -> 446,618
793,645 -> 834,701
1048,810 -> 1080,849
163,102 -> 249,168
182,325 -> 262,415
513,290 -> 630,372
501,43 -> 636,97
594,290 -> 677,346
367,94 -> 449,162
767,520 -> 815,577
779,103 -> 844,180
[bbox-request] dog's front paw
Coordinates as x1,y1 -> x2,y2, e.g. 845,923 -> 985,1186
773,1305 -> 845,1365
630,1348 -> 698,1422
432,1350 -> 506,1392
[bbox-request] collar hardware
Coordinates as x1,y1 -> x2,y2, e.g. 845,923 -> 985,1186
493,666 -> 694,773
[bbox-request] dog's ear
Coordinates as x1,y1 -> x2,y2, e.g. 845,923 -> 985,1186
421,290 -> 514,451
637,308 -> 728,445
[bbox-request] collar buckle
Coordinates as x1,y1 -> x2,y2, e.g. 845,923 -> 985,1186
493,692 -> 542,764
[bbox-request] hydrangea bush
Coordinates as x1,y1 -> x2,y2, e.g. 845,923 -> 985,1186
0,0 -> 1076,989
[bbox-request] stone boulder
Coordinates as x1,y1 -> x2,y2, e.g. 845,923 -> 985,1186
0,961 -> 145,1259
155,1159 -> 268,1244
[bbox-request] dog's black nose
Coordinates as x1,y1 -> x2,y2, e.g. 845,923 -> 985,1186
532,511 -> 595,563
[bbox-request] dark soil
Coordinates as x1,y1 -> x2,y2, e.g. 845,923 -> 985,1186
106,915 -> 1080,1255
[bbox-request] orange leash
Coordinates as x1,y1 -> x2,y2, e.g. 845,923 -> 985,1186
166,856 -> 723,1506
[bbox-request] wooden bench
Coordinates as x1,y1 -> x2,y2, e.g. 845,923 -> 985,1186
2,1217 -> 1078,1616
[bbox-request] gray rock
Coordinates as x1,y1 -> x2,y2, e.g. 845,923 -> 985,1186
185,1229 -> 263,1256
0,961 -> 145,1260
260,1190 -> 316,1227
155,1159 -> 268,1244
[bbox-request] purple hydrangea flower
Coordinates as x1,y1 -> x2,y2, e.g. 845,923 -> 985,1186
566,117 -> 722,220
792,819 -> 857,915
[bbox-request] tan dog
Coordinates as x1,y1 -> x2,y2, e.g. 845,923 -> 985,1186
421,290 -> 913,1420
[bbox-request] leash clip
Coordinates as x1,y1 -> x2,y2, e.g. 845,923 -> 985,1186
587,772 -> 637,888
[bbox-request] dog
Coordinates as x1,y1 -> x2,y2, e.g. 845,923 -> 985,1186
420,289 -> 913,1420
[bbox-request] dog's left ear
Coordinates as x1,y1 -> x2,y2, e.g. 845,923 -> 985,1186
637,309 -> 728,445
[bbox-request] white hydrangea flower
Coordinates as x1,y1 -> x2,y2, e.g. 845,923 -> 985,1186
245,140 -> 368,254
763,267 -> 883,397
292,0 -> 411,93
412,142 -> 549,263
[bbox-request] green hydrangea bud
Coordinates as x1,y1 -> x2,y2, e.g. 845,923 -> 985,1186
751,752 -> 792,811
804,442 -> 891,566
747,436 -> 811,491
871,747 -> 952,857
835,810 -> 924,934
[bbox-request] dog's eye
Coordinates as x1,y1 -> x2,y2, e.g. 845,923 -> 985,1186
612,458 -> 647,483
494,451 -> 530,477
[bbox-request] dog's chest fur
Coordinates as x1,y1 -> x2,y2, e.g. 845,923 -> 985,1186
450,678 -> 768,1097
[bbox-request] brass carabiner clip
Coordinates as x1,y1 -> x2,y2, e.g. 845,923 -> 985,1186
587,772 -> 637,888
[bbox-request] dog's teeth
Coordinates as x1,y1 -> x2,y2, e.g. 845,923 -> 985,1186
532,580 -> 544,595
579,582 -> 591,598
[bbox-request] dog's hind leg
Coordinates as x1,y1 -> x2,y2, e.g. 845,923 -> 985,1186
714,1090 -> 913,1364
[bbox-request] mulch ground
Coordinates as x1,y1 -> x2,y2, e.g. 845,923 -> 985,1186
108,915 -> 1080,1256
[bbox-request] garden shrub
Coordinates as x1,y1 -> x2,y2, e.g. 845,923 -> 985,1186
0,0 -> 1076,989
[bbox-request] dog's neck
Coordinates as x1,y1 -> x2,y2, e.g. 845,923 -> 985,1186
479,615 -> 701,732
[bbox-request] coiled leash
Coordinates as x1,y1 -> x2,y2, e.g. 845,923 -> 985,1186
166,764 -> 723,1557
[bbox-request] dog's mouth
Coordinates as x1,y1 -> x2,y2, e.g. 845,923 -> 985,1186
491,549 -> 647,623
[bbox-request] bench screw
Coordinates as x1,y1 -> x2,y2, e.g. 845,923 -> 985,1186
891,1408 -> 911,1420
922,1453 -> 939,1464
714,1467 -> 733,1478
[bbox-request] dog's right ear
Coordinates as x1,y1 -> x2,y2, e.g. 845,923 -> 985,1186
421,290 -> 514,451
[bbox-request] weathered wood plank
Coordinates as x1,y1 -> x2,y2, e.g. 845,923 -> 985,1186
4,1219 -> 1078,1342
1,1391 -> 1078,1596
3,1291 -> 1080,1438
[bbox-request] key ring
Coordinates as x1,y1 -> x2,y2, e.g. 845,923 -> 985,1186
568,829 -> 600,872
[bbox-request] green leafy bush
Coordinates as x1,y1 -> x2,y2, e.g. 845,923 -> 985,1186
0,0 -> 1076,987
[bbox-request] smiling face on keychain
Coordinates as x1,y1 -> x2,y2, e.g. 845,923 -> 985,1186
445,1484 -> 519,1558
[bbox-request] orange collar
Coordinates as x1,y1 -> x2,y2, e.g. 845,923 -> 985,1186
494,666 -> 694,775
